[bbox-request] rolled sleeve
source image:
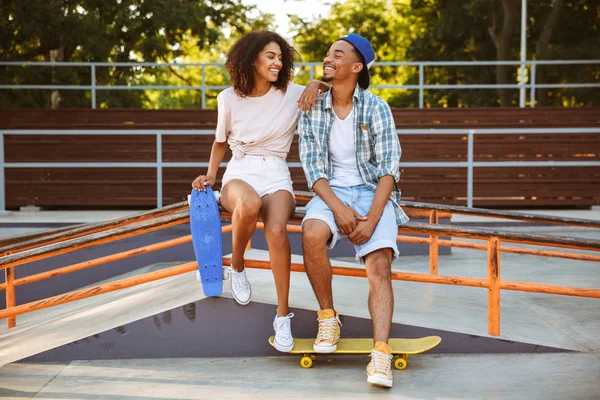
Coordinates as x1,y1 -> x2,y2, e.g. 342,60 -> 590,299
371,101 -> 401,182
298,112 -> 327,189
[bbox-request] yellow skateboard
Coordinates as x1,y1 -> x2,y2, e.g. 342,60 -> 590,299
268,336 -> 442,370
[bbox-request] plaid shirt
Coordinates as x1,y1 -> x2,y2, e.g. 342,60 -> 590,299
298,85 -> 409,225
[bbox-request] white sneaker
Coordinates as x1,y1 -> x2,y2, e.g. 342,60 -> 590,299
273,313 -> 295,352
230,268 -> 251,305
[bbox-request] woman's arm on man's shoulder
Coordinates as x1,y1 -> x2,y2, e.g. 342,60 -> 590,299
296,80 -> 330,111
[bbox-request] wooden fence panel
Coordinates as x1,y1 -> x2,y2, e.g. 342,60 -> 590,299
2,108 -> 599,209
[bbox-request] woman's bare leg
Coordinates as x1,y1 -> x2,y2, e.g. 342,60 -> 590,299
219,179 -> 262,272
260,190 -> 295,316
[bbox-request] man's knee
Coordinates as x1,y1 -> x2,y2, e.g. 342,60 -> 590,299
302,220 -> 331,250
365,249 -> 393,282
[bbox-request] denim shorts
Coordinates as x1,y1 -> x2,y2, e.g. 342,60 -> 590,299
302,185 -> 399,264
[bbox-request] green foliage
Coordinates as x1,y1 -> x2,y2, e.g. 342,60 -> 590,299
291,0 -> 417,105
140,13 -> 275,109
292,0 -> 599,108
0,0 -> 260,108
1,0 -> 598,108
406,0 -> 599,107
526,0 -> 600,106
404,0 -> 502,107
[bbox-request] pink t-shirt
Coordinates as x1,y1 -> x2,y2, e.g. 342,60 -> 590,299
215,83 -> 305,160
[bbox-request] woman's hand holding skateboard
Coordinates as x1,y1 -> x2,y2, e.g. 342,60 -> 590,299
192,174 -> 215,191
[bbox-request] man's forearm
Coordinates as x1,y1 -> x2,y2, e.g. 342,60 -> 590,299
312,178 -> 346,212
368,175 -> 395,222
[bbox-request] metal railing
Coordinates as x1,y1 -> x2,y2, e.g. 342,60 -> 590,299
1,60 -> 599,108
1,127 -> 599,212
1,196 -> 599,337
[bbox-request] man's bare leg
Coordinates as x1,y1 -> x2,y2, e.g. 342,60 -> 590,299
301,219 -> 334,310
363,248 -> 394,344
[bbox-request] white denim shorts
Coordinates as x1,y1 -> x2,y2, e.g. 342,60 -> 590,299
221,155 -> 294,199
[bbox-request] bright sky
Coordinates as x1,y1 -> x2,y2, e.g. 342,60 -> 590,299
242,0 -> 333,39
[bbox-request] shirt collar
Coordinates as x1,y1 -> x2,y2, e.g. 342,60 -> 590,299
324,84 -> 362,111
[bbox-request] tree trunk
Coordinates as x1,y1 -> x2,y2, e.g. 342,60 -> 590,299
535,0 -> 565,106
447,69 -> 459,107
489,0 -> 519,107
49,46 -> 65,109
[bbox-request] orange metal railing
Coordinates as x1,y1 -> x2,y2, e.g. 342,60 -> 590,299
0,202 -> 189,255
1,195 -> 599,337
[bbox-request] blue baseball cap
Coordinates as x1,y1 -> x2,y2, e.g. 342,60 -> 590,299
339,33 -> 375,89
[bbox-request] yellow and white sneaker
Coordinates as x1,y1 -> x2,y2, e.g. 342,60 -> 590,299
367,342 -> 394,388
313,309 -> 341,353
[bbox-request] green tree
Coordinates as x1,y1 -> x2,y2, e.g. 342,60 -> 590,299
142,13 -> 275,109
528,0 -> 599,106
408,0 -> 600,107
291,0 -> 417,105
407,0 -> 501,107
0,0 -> 259,108
292,0 -> 599,108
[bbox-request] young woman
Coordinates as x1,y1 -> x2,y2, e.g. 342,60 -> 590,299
191,30 -> 326,352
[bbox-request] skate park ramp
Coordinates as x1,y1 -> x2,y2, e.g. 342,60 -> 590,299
1,208 -> 599,399
1,244 -> 598,365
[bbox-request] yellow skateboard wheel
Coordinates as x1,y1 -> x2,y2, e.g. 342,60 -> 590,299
394,357 -> 407,370
300,356 -> 313,368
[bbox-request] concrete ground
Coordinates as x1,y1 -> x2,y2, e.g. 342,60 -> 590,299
1,241 -> 599,365
1,207 -> 599,399
1,353 -> 599,399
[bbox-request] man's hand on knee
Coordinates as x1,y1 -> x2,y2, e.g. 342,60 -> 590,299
348,219 -> 377,245
332,205 -> 367,236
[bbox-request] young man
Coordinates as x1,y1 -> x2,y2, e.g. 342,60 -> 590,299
297,33 -> 409,388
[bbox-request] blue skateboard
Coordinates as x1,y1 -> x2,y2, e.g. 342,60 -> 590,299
189,187 -> 223,296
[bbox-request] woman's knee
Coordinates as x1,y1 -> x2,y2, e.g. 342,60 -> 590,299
265,223 -> 288,245
235,197 -> 261,220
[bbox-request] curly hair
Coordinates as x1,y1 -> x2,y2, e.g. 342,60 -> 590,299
225,30 -> 295,97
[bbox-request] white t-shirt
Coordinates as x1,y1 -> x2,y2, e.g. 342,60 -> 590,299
215,83 -> 305,160
329,107 -> 363,187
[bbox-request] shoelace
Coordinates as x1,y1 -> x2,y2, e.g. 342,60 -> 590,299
316,316 -> 342,342
370,350 -> 393,375
276,313 -> 295,341
230,268 -> 249,291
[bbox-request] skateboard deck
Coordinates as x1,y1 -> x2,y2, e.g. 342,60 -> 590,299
189,187 -> 223,296
268,336 -> 442,369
